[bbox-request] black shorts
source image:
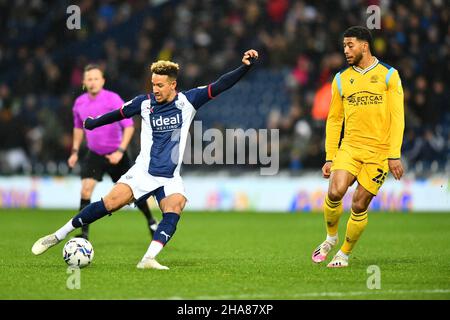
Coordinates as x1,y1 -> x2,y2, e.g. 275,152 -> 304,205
80,150 -> 133,183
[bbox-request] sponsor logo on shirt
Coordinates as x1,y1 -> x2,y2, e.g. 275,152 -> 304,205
151,113 -> 182,131
346,91 -> 383,107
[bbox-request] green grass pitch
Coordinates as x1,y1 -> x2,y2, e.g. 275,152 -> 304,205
0,209 -> 449,300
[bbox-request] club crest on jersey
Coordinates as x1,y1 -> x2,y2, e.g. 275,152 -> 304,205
151,113 -> 182,132
350,78 -> 354,84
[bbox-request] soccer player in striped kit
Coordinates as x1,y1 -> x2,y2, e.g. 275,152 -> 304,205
68,64 -> 158,240
32,49 -> 259,270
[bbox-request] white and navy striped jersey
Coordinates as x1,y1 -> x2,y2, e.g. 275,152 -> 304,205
120,86 -> 212,178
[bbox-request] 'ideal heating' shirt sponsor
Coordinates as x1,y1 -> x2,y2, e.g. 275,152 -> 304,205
120,86 -> 212,178
151,113 -> 182,132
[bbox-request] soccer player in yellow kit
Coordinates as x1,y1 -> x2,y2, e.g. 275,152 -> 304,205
312,26 -> 405,267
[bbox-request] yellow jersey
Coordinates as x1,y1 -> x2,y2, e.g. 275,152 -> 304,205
325,57 -> 405,161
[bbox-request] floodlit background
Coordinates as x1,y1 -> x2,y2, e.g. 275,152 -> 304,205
0,0 -> 448,211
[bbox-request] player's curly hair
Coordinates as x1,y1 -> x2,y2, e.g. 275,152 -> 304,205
150,61 -> 179,79
343,26 -> 373,52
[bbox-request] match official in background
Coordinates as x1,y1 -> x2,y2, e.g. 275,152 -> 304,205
68,64 -> 158,240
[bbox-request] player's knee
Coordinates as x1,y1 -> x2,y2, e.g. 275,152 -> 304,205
81,188 -> 93,200
328,187 -> 345,202
102,195 -> 123,212
102,197 -> 114,212
164,203 -> 184,214
351,199 -> 369,213
162,198 -> 186,214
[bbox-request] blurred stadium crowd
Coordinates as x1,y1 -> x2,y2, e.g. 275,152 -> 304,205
0,0 -> 448,176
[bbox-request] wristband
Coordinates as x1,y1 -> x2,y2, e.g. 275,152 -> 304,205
117,147 -> 125,153
72,148 -> 79,154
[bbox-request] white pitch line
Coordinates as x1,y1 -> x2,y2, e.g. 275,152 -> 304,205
138,288 -> 450,300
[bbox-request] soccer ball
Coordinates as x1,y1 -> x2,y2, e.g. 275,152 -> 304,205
63,238 -> 94,268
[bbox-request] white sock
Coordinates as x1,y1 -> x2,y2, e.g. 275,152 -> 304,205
336,250 -> 349,260
55,219 -> 75,240
143,241 -> 164,260
326,234 -> 338,245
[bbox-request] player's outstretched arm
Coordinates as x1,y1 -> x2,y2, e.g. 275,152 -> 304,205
323,74 -> 344,178
209,49 -> 259,98
84,109 -> 124,130
387,69 -> 405,180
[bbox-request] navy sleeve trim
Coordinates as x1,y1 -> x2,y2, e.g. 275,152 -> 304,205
210,64 -> 252,97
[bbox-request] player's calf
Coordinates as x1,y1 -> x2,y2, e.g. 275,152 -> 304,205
32,198 -> 114,256
152,212 -> 180,245
138,212 -> 181,269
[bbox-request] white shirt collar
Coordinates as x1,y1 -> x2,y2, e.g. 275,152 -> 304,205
352,57 -> 379,74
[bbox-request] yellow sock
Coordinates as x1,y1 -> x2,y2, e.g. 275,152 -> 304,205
324,195 -> 343,237
341,209 -> 368,255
